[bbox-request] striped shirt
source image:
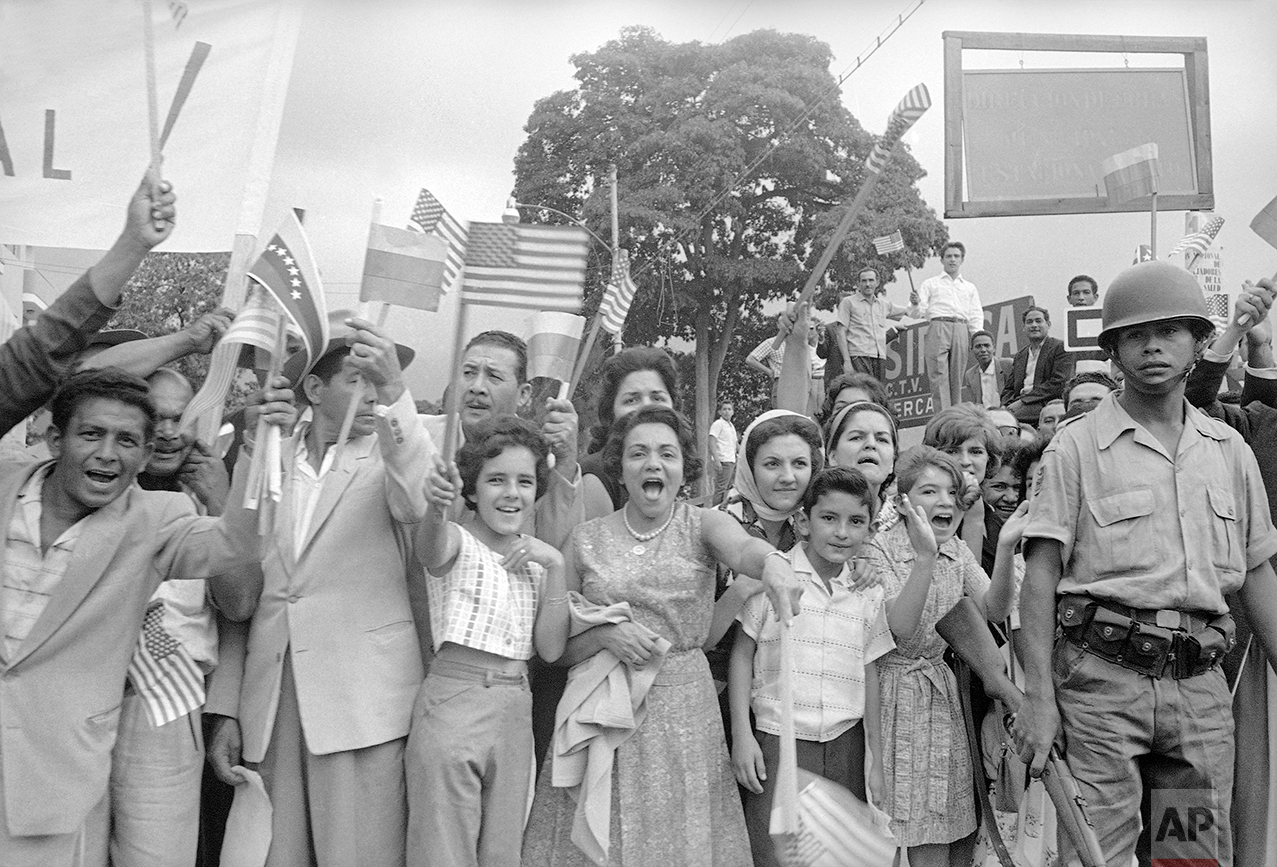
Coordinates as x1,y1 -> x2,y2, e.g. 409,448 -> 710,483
2,465 -> 84,658
426,524 -> 543,660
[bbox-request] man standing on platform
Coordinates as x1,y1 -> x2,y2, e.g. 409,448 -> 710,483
708,400 -> 738,506
832,267 -> 910,383
910,241 -> 983,410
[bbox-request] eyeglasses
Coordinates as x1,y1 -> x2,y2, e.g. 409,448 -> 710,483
997,425 -> 1021,437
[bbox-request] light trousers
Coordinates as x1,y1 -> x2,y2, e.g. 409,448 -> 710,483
924,319 -> 969,411
109,690 -> 203,867
405,661 -> 533,867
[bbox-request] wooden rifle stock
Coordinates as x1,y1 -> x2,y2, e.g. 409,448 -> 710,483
937,598 -> 1107,867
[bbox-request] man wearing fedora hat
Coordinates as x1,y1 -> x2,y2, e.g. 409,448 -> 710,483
205,310 -> 431,867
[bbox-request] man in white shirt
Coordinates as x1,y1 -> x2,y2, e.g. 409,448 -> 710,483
833,267 -> 910,383
909,241 -> 984,411
708,401 -> 738,505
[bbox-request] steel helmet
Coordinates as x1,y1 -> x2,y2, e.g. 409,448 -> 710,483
1099,261 -> 1213,348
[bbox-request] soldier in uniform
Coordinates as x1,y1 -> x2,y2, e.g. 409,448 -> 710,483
1012,261 -> 1277,867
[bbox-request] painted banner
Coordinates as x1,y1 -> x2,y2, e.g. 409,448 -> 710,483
884,295 -> 1035,428
0,0 -> 299,251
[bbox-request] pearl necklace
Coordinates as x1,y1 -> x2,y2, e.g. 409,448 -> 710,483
622,504 -> 676,554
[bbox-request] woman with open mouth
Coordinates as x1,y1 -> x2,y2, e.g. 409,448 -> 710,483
523,405 -> 804,867
863,446 -> 1016,867
825,399 -> 900,530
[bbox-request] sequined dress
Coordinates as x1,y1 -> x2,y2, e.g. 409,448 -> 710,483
521,503 -> 752,866
864,521 -> 988,846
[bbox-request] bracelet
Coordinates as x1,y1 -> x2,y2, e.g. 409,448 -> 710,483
543,594 -> 570,605
764,549 -> 787,563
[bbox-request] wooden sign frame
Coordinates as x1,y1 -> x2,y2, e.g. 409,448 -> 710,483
942,31 -> 1214,219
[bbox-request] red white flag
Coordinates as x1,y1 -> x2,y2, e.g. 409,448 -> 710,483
526,312 -> 586,384
461,222 -> 588,313
361,222 -> 448,311
1101,143 -> 1159,204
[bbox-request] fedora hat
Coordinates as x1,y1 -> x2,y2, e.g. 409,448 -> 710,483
282,309 -> 414,387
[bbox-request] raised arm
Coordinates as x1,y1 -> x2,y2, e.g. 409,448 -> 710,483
702,507 -> 803,626
882,495 -> 940,639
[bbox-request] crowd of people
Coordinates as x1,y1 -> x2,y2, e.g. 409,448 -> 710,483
3,179 -> 1277,867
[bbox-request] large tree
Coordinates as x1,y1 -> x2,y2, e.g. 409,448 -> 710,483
513,26 -> 946,474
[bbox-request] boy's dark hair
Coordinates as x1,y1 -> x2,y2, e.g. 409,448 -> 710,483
1022,305 -> 1051,324
1011,437 -> 1050,501
970,329 -> 995,347
802,466 -> 877,518
1068,275 -> 1098,295
1064,370 -> 1119,402
744,415 -> 825,477
588,346 -> 680,451
456,414 -> 551,509
602,405 -> 702,486
464,330 -> 528,384
50,367 -> 156,441
941,240 -> 965,258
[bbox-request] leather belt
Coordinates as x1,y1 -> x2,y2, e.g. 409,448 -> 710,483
930,316 -> 966,323
1058,594 -> 1234,680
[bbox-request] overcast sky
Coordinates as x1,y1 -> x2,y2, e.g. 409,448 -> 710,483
259,0 -> 1277,399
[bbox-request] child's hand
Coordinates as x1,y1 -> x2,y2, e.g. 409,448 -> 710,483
958,473 -> 982,511
998,500 -> 1031,549
503,534 -> 563,572
426,456 -> 460,511
899,494 -> 938,560
849,557 -> 881,591
868,757 -> 886,808
732,734 -> 767,794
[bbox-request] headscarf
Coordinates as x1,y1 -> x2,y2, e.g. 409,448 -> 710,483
731,409 -> 824,523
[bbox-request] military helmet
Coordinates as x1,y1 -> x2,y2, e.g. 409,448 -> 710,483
1099,261 -> 1213,347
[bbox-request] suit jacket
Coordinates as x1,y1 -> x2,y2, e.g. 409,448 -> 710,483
0,459 -> 255,836
1001,337 -> 1073,423
233,393 -> 430,762
0,272 -> 113,437
960,357 -> 1013,406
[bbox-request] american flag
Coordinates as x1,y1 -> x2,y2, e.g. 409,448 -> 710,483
1167,215 -> 1224,269
460,222 -> 588,312
246,212 -> 329,381
872,231 -> 905,256
178,287 -> 281,445
865,83 -> 931,175
409,189 -> 468,293
1206,293 -> 1230,320
127,601 -> 205,727
598,250 -> 638,335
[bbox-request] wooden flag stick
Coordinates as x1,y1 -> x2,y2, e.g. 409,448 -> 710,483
770,622 -> 799,841
243,311 -> 289,510
442,301 -> 471,462
773,170 -> 886,349
141,0 -> 162,180
158,41 -> 211,149
567,164 -> 622,398
1150,189 -> 1159,258
329,199 -> 387,471
330,302 -> 390,471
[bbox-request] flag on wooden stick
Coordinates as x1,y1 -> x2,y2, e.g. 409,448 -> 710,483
598,250 -> 638,335
409,189 -> 467,292
247,212 -> 329,381
461,222 -> 588,313
527,312 -> 586,384
1101,143 -> 1159,204
872,231 -> 905,256
865,84 -> 930,175
1167,215 -> 1224,270
361,222 -> 448,310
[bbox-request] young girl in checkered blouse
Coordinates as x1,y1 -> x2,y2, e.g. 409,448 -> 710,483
407,415 -> 570,867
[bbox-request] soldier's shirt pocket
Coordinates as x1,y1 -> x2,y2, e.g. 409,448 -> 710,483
1086,487 -> 1156,576
1206,485 -> 1242,575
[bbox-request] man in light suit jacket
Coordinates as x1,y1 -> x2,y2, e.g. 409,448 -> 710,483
960,329 -> 1013,407
1001,306 -> 1074,425
0,368 -> 292,867
207,315 -> 430,867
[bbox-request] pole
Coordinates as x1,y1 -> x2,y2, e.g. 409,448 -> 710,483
330,199 -> 384,470
1150,191 -> 1158,258
141,0 -> 162,187
904,264 -> 917,296
566,164 -> 621,396
773,169 -> 886,349
441,301 -> 471,462
609,163 -> 620,263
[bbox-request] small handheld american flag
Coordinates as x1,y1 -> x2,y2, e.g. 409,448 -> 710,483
872,232 -> 905,256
